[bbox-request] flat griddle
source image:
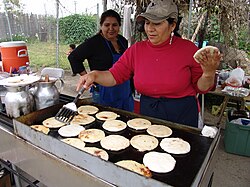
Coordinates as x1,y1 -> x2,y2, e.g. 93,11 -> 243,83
14,98 -> 214,187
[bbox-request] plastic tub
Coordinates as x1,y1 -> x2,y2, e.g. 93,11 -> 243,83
224,118 -> 250,157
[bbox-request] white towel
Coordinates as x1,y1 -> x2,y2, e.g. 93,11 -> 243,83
123,5 -> 132,47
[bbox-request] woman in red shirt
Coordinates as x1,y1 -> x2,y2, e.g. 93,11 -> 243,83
76,0 -> 221,127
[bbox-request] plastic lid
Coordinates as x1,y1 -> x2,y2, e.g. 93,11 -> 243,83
0,41 -> 27,47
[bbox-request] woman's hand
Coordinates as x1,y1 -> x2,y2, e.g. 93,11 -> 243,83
198,48 -> 221,77
196,48 -> 221,91
77,71 -> 96,91
76,70 -> 117,91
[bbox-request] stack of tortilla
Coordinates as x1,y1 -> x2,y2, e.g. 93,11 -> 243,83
100,135 -> 130,151
127,118 -> 152,130
83,147 -> 109,160
42,117 -> 66,128
130,135 -> 158,152
31,125 -> 50,134
70,114 -> 95,126
160,137 -> 191,154
102,119 -> 127,132
79,129 -> 105,143
146,125 -> 172,138
96,111 -> 119,121
143,151 -> 176,173
61,138 -> 86,151
116,160 -> 152,177
78,105 -> 99,115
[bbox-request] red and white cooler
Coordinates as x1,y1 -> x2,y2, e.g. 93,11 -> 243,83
0,41 -> 30,73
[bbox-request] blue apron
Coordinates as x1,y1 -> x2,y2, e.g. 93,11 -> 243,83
91,39 -> 134,112
140,95 -> 198,127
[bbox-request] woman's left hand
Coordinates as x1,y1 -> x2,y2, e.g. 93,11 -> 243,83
197,48 -> 221,76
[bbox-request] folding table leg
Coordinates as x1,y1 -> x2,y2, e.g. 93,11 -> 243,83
216,96 -> 229,127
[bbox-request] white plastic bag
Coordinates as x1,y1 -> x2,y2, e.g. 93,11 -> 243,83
225,67 -> 245,87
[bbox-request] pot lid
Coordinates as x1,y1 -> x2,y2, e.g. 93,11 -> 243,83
0,74 -> 40,87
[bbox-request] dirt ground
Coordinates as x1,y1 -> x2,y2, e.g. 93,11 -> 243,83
61,70 -> 250,187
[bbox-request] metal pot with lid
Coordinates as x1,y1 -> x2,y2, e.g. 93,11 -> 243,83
32,74 -> 64,110
5,85 -> 34,118
0,74 -> 40,117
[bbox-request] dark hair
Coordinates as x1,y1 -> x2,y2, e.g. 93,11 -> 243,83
69,44 -> 76,49
136,17 -> 182,38
167,17 -> 182,37
100,9 -> 121,26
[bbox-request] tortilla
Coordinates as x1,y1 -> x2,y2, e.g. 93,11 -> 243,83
30,125 -> 50,134
143,151 -> 176,173
70,114 -> 95,126
116,160 -> 152,177
100,135 -> 130,151
83,147 -> 109,161
95,111 -> 119,121
130,135 -> 158,152
42,117 -> 66,128
146,125 -> 172,138
58,124 -> 85,137
160,137 -> 191,154
127,118 -> 151,130
78,129 -> 105,143
61,138 -> 86,151
102,119 -> 127,132
78,105 -> 99,115
193,46 -> 219,63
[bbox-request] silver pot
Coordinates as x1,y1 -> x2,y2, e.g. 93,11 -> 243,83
5,85 -> 34,118
32,77 -> 64,110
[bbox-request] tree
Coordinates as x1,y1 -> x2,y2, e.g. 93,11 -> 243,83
59,14 -> 97,44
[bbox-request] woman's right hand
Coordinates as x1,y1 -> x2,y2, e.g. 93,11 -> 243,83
76,70 -> 117,91
77,71 -> 97,91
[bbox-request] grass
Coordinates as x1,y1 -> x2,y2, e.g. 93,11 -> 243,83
27,42 -> 72,71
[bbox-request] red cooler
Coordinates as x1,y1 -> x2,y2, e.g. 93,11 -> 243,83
0,41 -> 29,73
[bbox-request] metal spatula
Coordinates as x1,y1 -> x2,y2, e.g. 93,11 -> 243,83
55,87 -> 85,124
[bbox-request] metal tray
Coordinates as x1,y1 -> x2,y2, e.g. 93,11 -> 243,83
13,99 -> 218,187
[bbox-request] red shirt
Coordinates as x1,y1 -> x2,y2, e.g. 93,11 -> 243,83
110,36 -> 208,98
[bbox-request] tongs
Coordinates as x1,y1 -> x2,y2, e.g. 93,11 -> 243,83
55,87 -> 85,124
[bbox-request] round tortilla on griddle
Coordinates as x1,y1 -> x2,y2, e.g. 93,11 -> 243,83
160,137 -> 191,154
130,135 -> 158,152
95,111 -> 119,121
78,105 -> 99,115
30,125 -> 50,134
100,135 -> 130,151
102,119 -> 127,132
42,117 -> 66,128
78,129 -> 105,143
146,125 -> 172,138
115,160 -> 152,178
70,114 -> 95,126
61,138 -> 86,151
143,151 -> 176,173
127,118 -> 151,130
58,124 -> 85,137
83,147 -> 109,161
193,46 -> 220,63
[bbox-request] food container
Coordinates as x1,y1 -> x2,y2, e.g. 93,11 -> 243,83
224,116 -> 250,157
0,41 -> 29,73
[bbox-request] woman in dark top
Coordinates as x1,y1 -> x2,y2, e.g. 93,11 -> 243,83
68,9 -> 134,111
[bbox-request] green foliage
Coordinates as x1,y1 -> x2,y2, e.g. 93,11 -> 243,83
238,26 -> 250,52
59,14 -> 97,44
11,33 -> 28,42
